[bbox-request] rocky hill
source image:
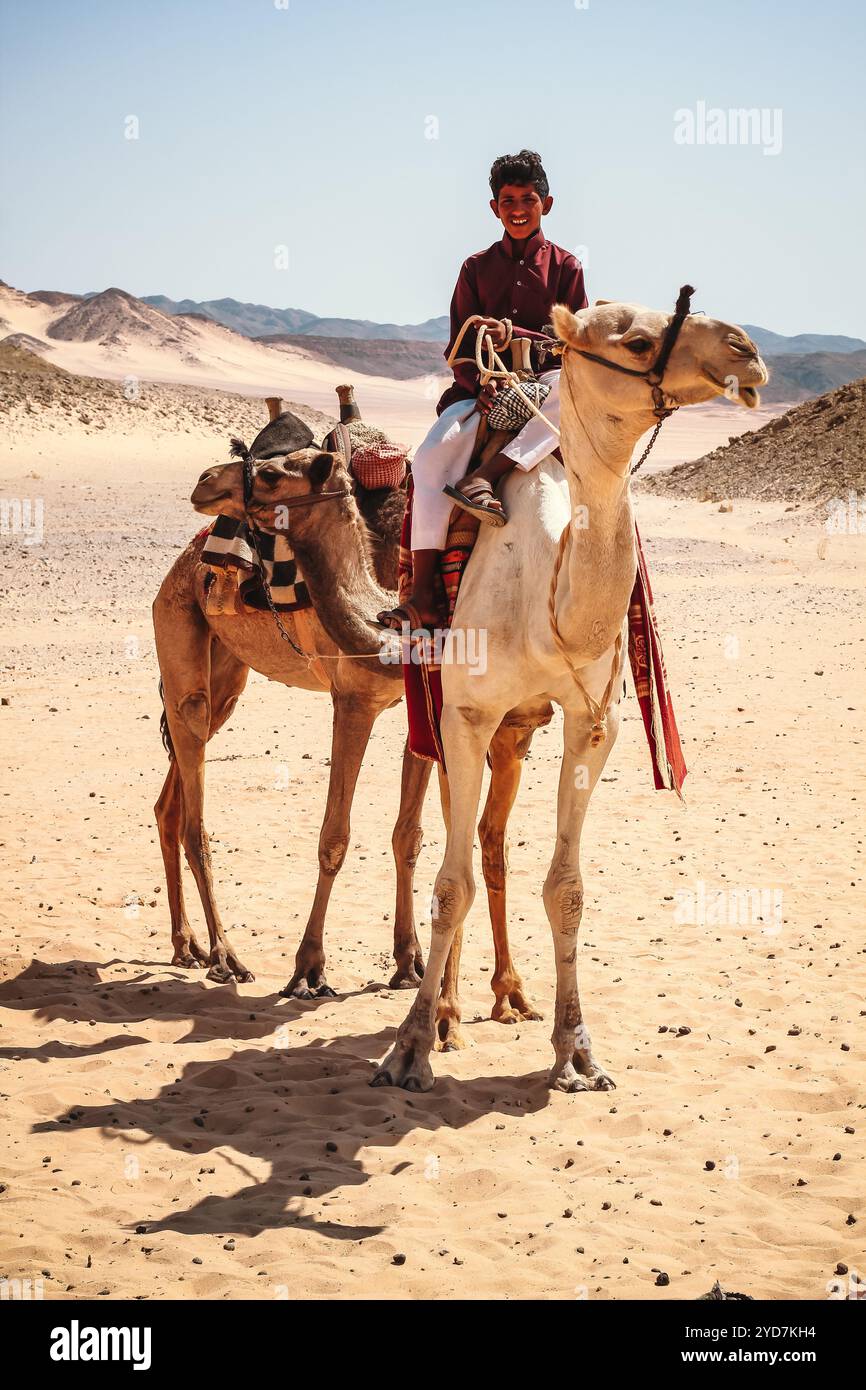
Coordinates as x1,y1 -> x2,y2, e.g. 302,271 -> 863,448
46,287 -> 202,353
640,377 -> 866,504
0,340 -> 332,441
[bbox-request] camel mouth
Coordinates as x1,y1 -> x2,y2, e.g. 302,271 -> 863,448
192,488 -> 230,506
702,370 -> 761,409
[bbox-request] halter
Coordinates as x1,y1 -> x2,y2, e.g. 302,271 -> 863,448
564,283 -> 696,423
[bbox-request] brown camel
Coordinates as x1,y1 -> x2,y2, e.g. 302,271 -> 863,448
153,403 -> 545,1037
248,444 -> 549,1045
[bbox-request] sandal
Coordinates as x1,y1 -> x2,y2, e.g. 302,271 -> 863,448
443,477 -> 507,526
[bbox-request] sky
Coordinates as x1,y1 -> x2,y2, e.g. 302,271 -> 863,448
1,0 -> 864,335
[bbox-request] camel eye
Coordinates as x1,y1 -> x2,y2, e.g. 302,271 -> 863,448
624,337 -> 652,355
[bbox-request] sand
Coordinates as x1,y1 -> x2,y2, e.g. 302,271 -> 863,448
0,372 -> 863,1302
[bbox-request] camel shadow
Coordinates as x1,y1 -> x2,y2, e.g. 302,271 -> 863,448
33,1028 -> 554,1239
0,956 -> 363,1052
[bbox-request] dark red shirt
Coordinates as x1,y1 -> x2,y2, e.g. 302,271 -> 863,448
437,229 -> 588,414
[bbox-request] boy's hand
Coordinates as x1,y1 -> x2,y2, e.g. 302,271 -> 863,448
477,380 -> 498,414
476,316 -> 508,349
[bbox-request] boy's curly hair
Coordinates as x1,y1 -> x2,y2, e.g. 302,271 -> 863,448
489,149 -> 550,200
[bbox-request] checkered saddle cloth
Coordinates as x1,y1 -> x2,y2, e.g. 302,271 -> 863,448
200,514 -> 311,612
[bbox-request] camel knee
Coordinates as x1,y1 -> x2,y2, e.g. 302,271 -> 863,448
543,871 -> 584,933
177,690 -> 210,743
318,833 -> 349,877
432,868 -> 475,930
392,815 -> 423,869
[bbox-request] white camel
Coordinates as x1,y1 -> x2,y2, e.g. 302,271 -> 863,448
372,294 -> 768,1092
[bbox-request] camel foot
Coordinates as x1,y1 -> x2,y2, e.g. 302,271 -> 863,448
388,956 -> 425,990
281,945 -> 337,999
434,1004 -> 465,1052
284,978 -> 339,1000
491,986 -> 543,1025
548,1056 -> 616,1094
370,1038 -> 435,1092
171,934 -> 209,969
206,947 -> 254,984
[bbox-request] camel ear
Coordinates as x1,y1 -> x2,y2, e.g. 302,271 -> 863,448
309,451 -> 335,488
594,298 -> 613,306
551,303 -> 584,348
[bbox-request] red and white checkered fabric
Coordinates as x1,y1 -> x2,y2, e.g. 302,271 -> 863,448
349,442 -> 407,491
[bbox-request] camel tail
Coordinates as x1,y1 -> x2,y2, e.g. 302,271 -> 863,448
158,678 -> 175,761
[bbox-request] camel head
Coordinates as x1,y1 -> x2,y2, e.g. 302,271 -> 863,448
246,448 -> 353,536
551,298 -> 768,422
191,460 -> 246,518
191,406 -> 316,519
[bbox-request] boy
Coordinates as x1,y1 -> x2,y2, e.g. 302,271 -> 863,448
377,149 -> 587,630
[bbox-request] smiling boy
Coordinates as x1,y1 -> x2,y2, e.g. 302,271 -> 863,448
377,149 -> 587,631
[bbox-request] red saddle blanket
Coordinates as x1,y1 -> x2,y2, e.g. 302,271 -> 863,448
397,487 -> 687,796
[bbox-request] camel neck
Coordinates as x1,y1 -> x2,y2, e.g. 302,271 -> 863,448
552,366 -> 641,657
288,500 -> 396,663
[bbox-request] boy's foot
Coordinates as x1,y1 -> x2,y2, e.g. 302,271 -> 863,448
375,597 -> 441,633
444,476 -> 507,526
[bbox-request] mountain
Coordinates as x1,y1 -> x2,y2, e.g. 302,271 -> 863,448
640,376 -> 866,504
143,294 -> 450,342
258,333 -> 446,381
744,325 -> 866,356
759,349 -> 866,404
143,295 -> 318,338
47,287 -> 202,349
292,315 -> 450,342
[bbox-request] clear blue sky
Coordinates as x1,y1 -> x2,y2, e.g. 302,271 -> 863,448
1,0 -> 863,335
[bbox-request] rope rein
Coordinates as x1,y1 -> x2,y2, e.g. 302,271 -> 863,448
447,314 -> 562,439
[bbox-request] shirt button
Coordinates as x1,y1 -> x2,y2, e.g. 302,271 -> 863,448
519,259 -> 525,265
516,280 -> 522,286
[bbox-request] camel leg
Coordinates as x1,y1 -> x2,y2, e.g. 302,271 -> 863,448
155,601 -> 252,983
372,705 -> 499,1090
388,742 -> 433,989
434,764 -> 465,1051
282,695 -> 380,1000
480,724 -> 543,1025
543,699 -> 621,1093
154,761 -> 208,968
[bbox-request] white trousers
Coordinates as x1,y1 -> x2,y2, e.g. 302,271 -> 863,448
410,370 -> 561,549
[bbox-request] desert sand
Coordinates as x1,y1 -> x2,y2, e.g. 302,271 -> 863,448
1,348 -> 863,1302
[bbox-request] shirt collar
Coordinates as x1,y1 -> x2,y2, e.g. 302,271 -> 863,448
500,227 -> 547,261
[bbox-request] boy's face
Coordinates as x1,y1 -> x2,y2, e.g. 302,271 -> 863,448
490,182 -> 553,239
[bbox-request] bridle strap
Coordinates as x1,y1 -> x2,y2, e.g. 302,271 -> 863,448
563,283 -> 696,420
265,486 -> 351,511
